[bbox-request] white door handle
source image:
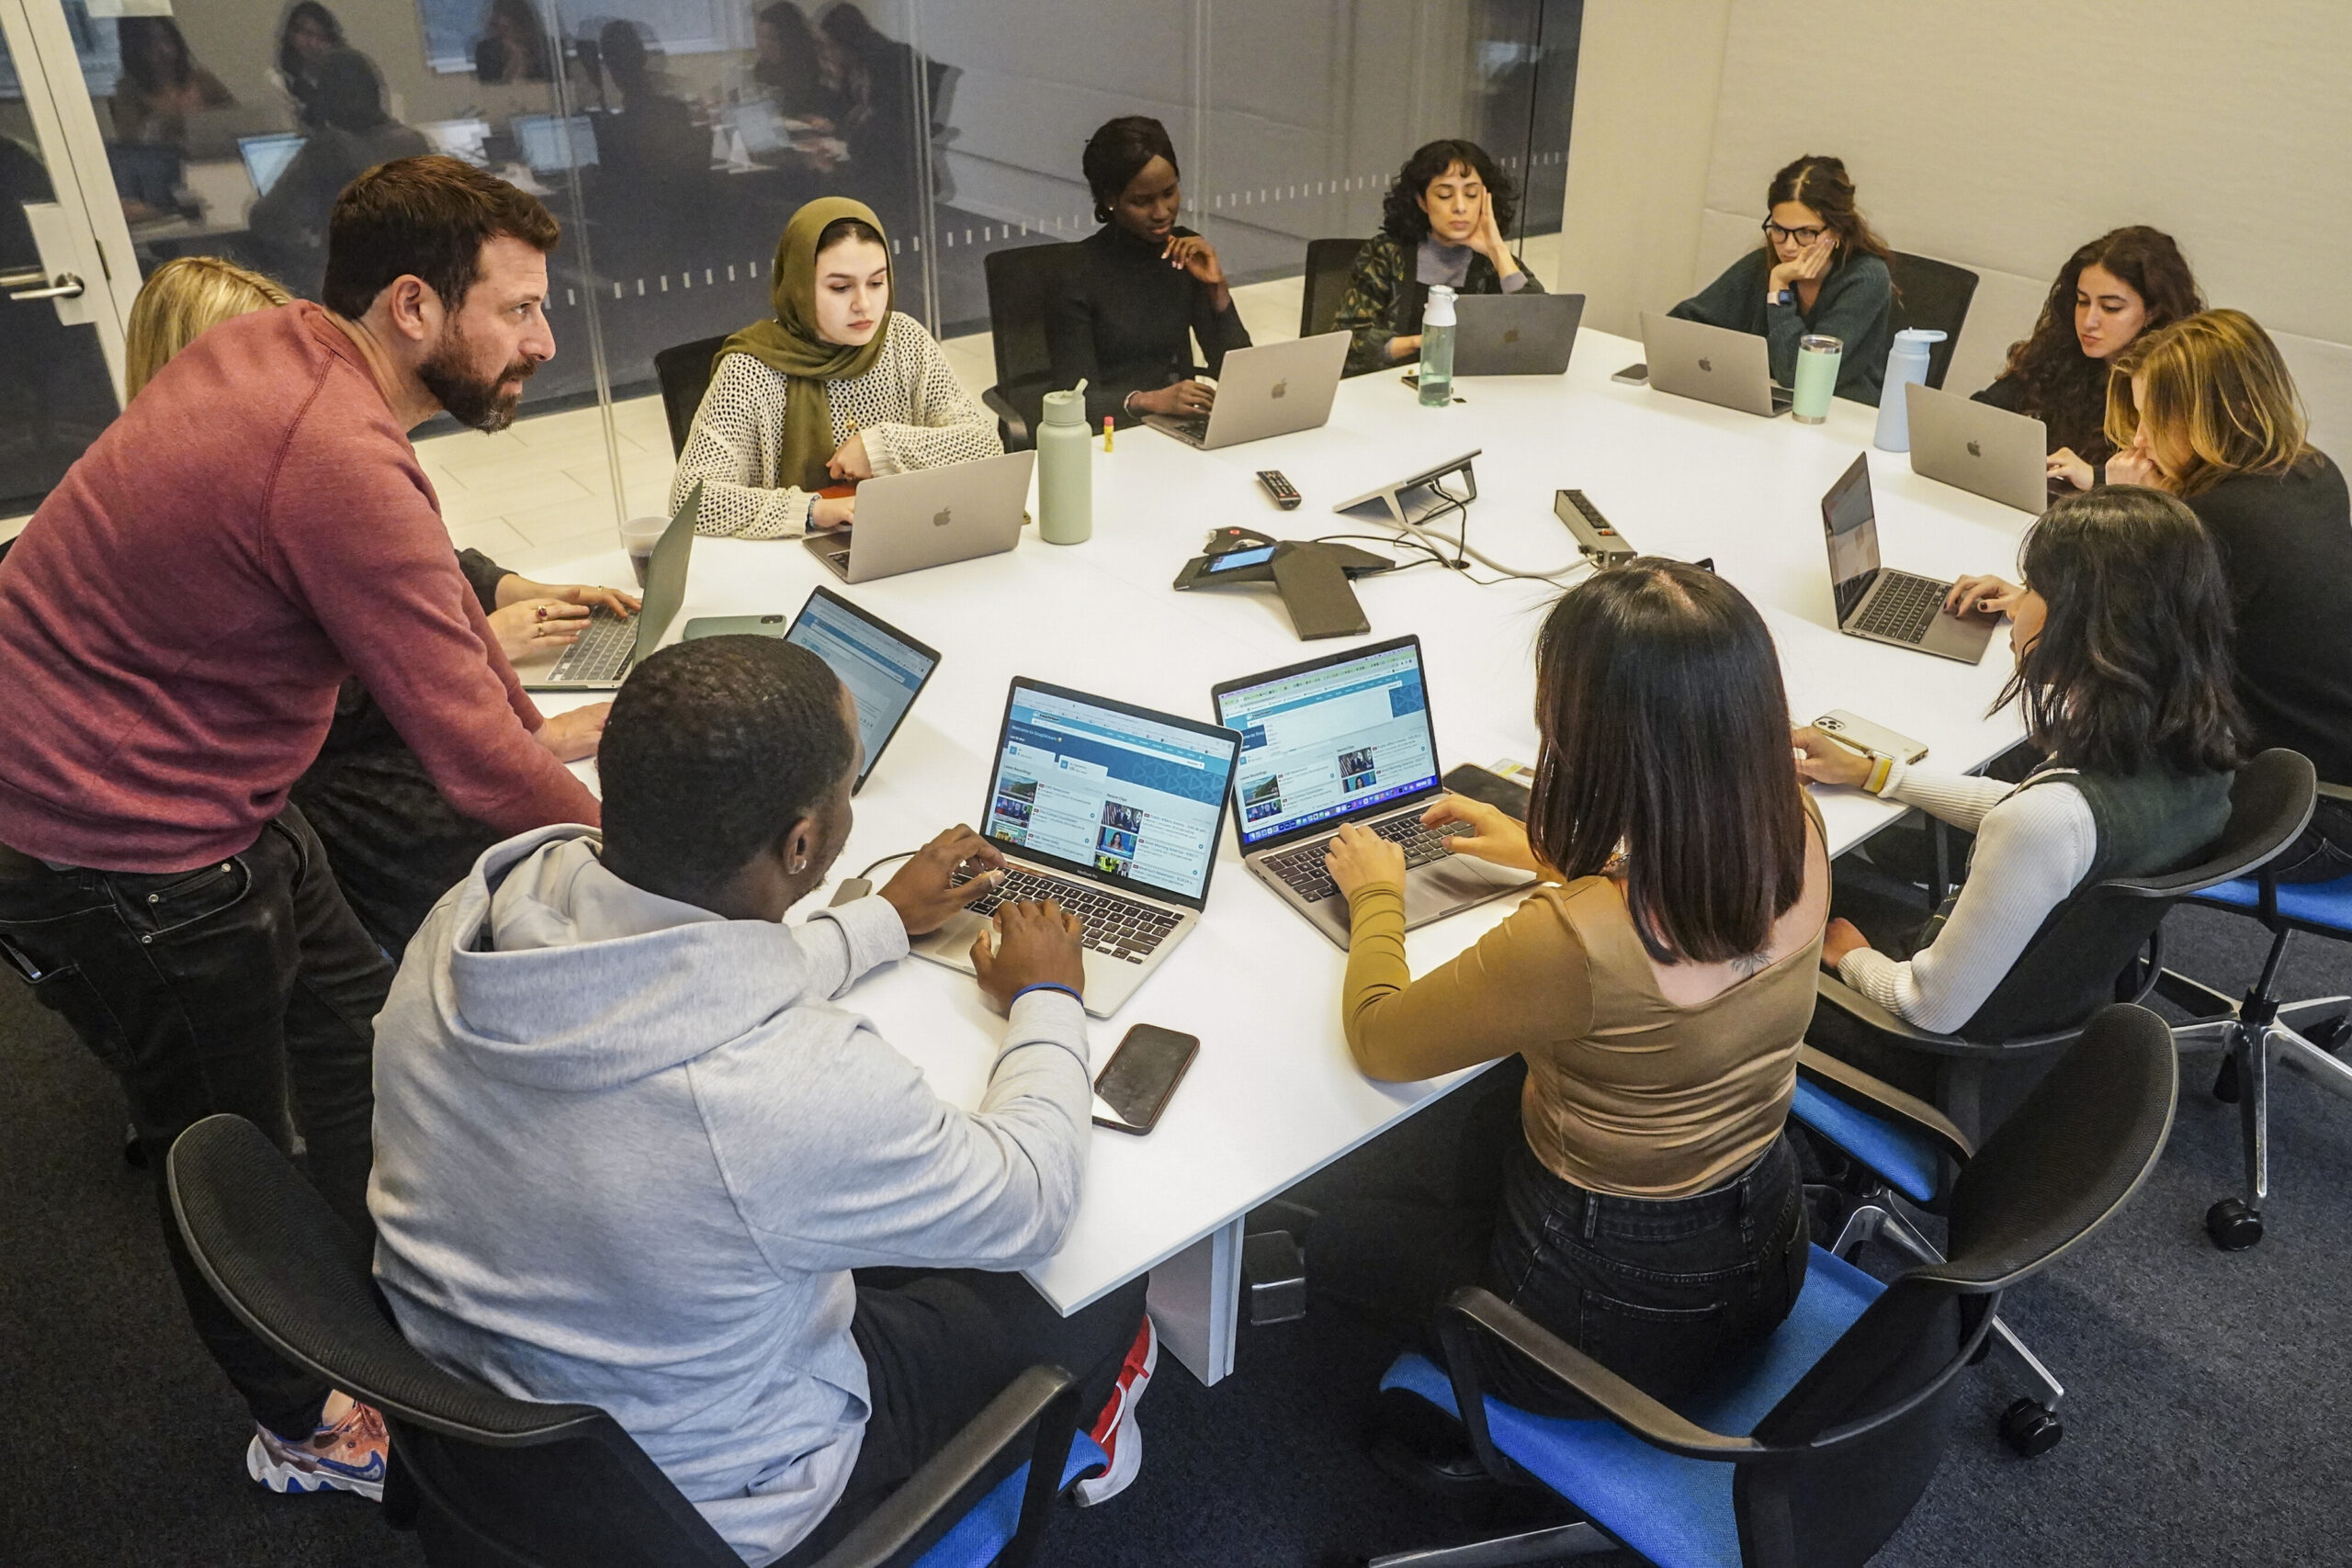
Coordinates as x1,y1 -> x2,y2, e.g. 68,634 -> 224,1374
6,271 -> 84,301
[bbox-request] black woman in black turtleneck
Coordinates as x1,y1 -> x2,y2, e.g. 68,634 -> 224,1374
1046,114 -> 1250,429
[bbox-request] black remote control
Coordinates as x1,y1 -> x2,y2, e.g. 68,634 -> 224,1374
1554,489 -> 1634,564
1258,470 -> 1302,509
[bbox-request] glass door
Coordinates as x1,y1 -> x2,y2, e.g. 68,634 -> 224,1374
0,0 -> 135,517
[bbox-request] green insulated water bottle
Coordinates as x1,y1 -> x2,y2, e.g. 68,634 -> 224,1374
1037,378 -> 1092,545
1418,285 -> 1457,407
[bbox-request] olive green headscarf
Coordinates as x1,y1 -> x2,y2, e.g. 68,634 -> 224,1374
719,197 -> 894,494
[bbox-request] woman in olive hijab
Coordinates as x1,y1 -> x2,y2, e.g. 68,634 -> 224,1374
673,197 -> 1001,537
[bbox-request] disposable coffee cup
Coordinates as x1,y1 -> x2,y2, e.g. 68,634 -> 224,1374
618,515 -> 666,587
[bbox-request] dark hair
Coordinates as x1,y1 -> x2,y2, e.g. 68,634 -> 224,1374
816,215 -> 886,256
322,155 -> 559,318
599,637 -> 856,897
598,19 -> 649,87
1998,228 -> 2202,457
311,49 -> 390,134
819,2 -> 882,48
1379,140 -> 1516,244
116,17 -> 196,95
1528,560 -> 1811,964
2001,487 -> 2247,775
1081,115 -> 1178,224
753,1 -> 822,98
277,2 -> 345,79
1763,154 -> 1894,274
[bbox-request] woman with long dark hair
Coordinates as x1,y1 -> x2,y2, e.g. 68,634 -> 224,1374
1668,153 -> 1895,403
275,2 -> 346,128
1332,137 -> 1544,377
110,17 -> 234,149
1046,115 -> 1251,429
1975,226 -> 2201,489
1801,487 -> 2247,1077
1304,561 -> 1827,1416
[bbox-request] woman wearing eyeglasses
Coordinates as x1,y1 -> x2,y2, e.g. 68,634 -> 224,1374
1667,154 -> 1896,404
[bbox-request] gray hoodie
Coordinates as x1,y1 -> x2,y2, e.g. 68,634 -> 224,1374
369,825 -> 1091,1565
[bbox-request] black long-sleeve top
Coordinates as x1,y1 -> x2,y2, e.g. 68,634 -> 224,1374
1973,369 -> 2117,468
1046,223 -> 1252,427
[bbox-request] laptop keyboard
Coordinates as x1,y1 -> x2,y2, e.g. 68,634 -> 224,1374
951,867 -> 1180,964
1853,571 -> 1949,646
1262,815 -> 1468,903
1151,413 -> 1210,448
547,606 -> 635,682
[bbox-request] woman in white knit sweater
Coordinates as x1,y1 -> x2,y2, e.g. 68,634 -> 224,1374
1792,487 -> 2247,1069
672,197 -> 1001,539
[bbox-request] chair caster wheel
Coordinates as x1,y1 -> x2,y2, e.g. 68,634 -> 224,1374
2211,1054 -> 2240,1102
2206,1197 -> 2263,1250
1998,1398 -> 2063,1458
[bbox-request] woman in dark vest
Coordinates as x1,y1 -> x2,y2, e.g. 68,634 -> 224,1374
1794,485 -> 2246,1091
1333,137 -> 1544,377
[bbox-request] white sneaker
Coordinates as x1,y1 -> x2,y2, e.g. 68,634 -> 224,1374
1074,1314 -> 1157,1506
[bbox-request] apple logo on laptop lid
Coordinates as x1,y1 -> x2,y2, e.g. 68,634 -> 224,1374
1967,440 -> 1983,457
1270,378 -> 1287,400
932,507 -> 953,527
1503,328 -> 1521,344
1697,356 -> 1713,373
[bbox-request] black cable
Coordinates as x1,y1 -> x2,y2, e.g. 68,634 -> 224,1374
857,851 -> 919,880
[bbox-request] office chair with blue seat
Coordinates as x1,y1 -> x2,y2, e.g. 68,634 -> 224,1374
167,1113 -> 1102,1568
1366,1004 -> 2178,1568
2157,777 -> 2352,1250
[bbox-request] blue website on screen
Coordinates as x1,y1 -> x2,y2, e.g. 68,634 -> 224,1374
786,597 -> 935,781
984,689 -> 1235,900
1218,644 -> 1439,846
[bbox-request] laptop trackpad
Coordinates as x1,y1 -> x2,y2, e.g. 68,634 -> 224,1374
1404,855 -> 1527,921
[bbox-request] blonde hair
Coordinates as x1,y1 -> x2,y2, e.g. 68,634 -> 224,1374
2107,308 -> 2312,498
124,256 -> 293,398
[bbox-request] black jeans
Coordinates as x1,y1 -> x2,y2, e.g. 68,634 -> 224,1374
1291,1059 -> 1810,1419
773,1269 -> 1149,1568
0,805 -> 392,1438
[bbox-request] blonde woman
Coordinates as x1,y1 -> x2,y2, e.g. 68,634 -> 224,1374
1949,309 -> 2352,881
125,256 -> 291,397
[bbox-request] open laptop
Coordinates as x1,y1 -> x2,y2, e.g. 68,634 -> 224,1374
910,680 -> 1243,1019
1906,383 -> 2051,513
1820,453 -> 1994,664
514,113 -> 599,172
802,450 -> 1035,583
1452,292 -> 1584,376
1143,332 -> 1350,450
236,133 -> 306,197
1211,636 -> 1533,949
526,483 -> 700,691
1640,311 -> 1793,417
683,586 -> 940,794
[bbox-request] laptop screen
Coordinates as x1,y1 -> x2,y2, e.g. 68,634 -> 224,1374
1215,637 -> 1441,849
983,682 -> 1240,908
786,588 -> 938,788
514,114 -> 598,171
238,133 -> 306,196
1821,453 -> 1881,623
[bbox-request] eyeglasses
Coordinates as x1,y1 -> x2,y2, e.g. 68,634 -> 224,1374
1761,220 -> 1829,246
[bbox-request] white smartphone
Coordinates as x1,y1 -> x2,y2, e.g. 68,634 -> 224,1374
1811,710 -> 1928,764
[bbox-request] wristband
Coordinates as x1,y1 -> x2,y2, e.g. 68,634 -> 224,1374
1864,754 -> 1894,796
1773,288 -> 1795,307
1012,982 -> 1083,1008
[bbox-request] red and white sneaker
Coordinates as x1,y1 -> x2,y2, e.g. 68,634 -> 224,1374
1074,1314 -> 1157,1506
246,1400 -> 389,1501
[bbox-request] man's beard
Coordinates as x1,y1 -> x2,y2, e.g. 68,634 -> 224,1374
419,323 -> 537,433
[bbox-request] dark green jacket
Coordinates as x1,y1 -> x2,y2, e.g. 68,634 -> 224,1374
1668,248 -> 1893,405
1332,232 -> 1544,378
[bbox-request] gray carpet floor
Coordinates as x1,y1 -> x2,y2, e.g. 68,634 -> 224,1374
3,903 -> 2346,1567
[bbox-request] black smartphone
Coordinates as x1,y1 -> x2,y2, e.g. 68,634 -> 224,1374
1093,1023 -> 1200,1134
1611,361 -> 1648,384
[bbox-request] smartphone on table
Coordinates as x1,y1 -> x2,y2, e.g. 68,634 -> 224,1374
1091,1024 -> 1200,1134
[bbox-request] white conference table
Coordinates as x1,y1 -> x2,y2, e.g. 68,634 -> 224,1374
519,326 -> 2035,1385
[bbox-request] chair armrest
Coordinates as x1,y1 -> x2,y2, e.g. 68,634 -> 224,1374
1813,975 -> 2082,1056
810,1363 -> 1080,1568
1795,1044 -> 1974,1164
2318,779 -> 2352,807
982,385 -> 1033,451
1436,1288 -> 1760,1467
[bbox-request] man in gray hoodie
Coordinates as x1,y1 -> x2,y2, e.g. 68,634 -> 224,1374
368,636 -> 1151,1566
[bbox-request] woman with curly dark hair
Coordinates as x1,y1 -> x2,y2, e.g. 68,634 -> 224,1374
1973,227 -> 2201,490
1332,138 -> 1544,377
1669,153 -> 1895,403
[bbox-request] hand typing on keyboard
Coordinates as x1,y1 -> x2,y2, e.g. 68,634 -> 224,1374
1324,821 -> 1407,902
971,897 -> 1086,1015
879,824 -> 1006,935
1419,792 -> 1544,876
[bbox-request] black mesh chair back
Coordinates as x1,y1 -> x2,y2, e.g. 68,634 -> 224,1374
1300,238 -> 1369,340
167,1113 -> 743,1567
1953,750 -> 2315,1043
1736,1005 -> 2176,1567
655,333 -> 731,460
982,242 -> 1073,449
1885,252 -> 1979,389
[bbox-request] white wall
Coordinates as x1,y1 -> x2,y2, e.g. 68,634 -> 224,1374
1562,0 -> 2352,453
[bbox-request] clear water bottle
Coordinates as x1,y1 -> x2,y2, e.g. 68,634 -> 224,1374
1418,285 -> 1457,408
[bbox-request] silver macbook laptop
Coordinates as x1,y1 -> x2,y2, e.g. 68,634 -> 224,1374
1211,636 -> 1532,950
526,483 -> 701,691
1452,292 -> 1584,376
1906,383 -> 2051,513
1640,310 -> 1793,417
802,450 -> 1035,583
910,680 -> 1243,1019
1143,332 -> 1349,450
1821,453 -> 1994,664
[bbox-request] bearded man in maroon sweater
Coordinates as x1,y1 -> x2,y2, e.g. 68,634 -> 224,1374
0,156 -> 605,1497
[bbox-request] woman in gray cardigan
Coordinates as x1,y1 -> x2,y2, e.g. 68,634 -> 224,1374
1669,154 -> 1895,404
